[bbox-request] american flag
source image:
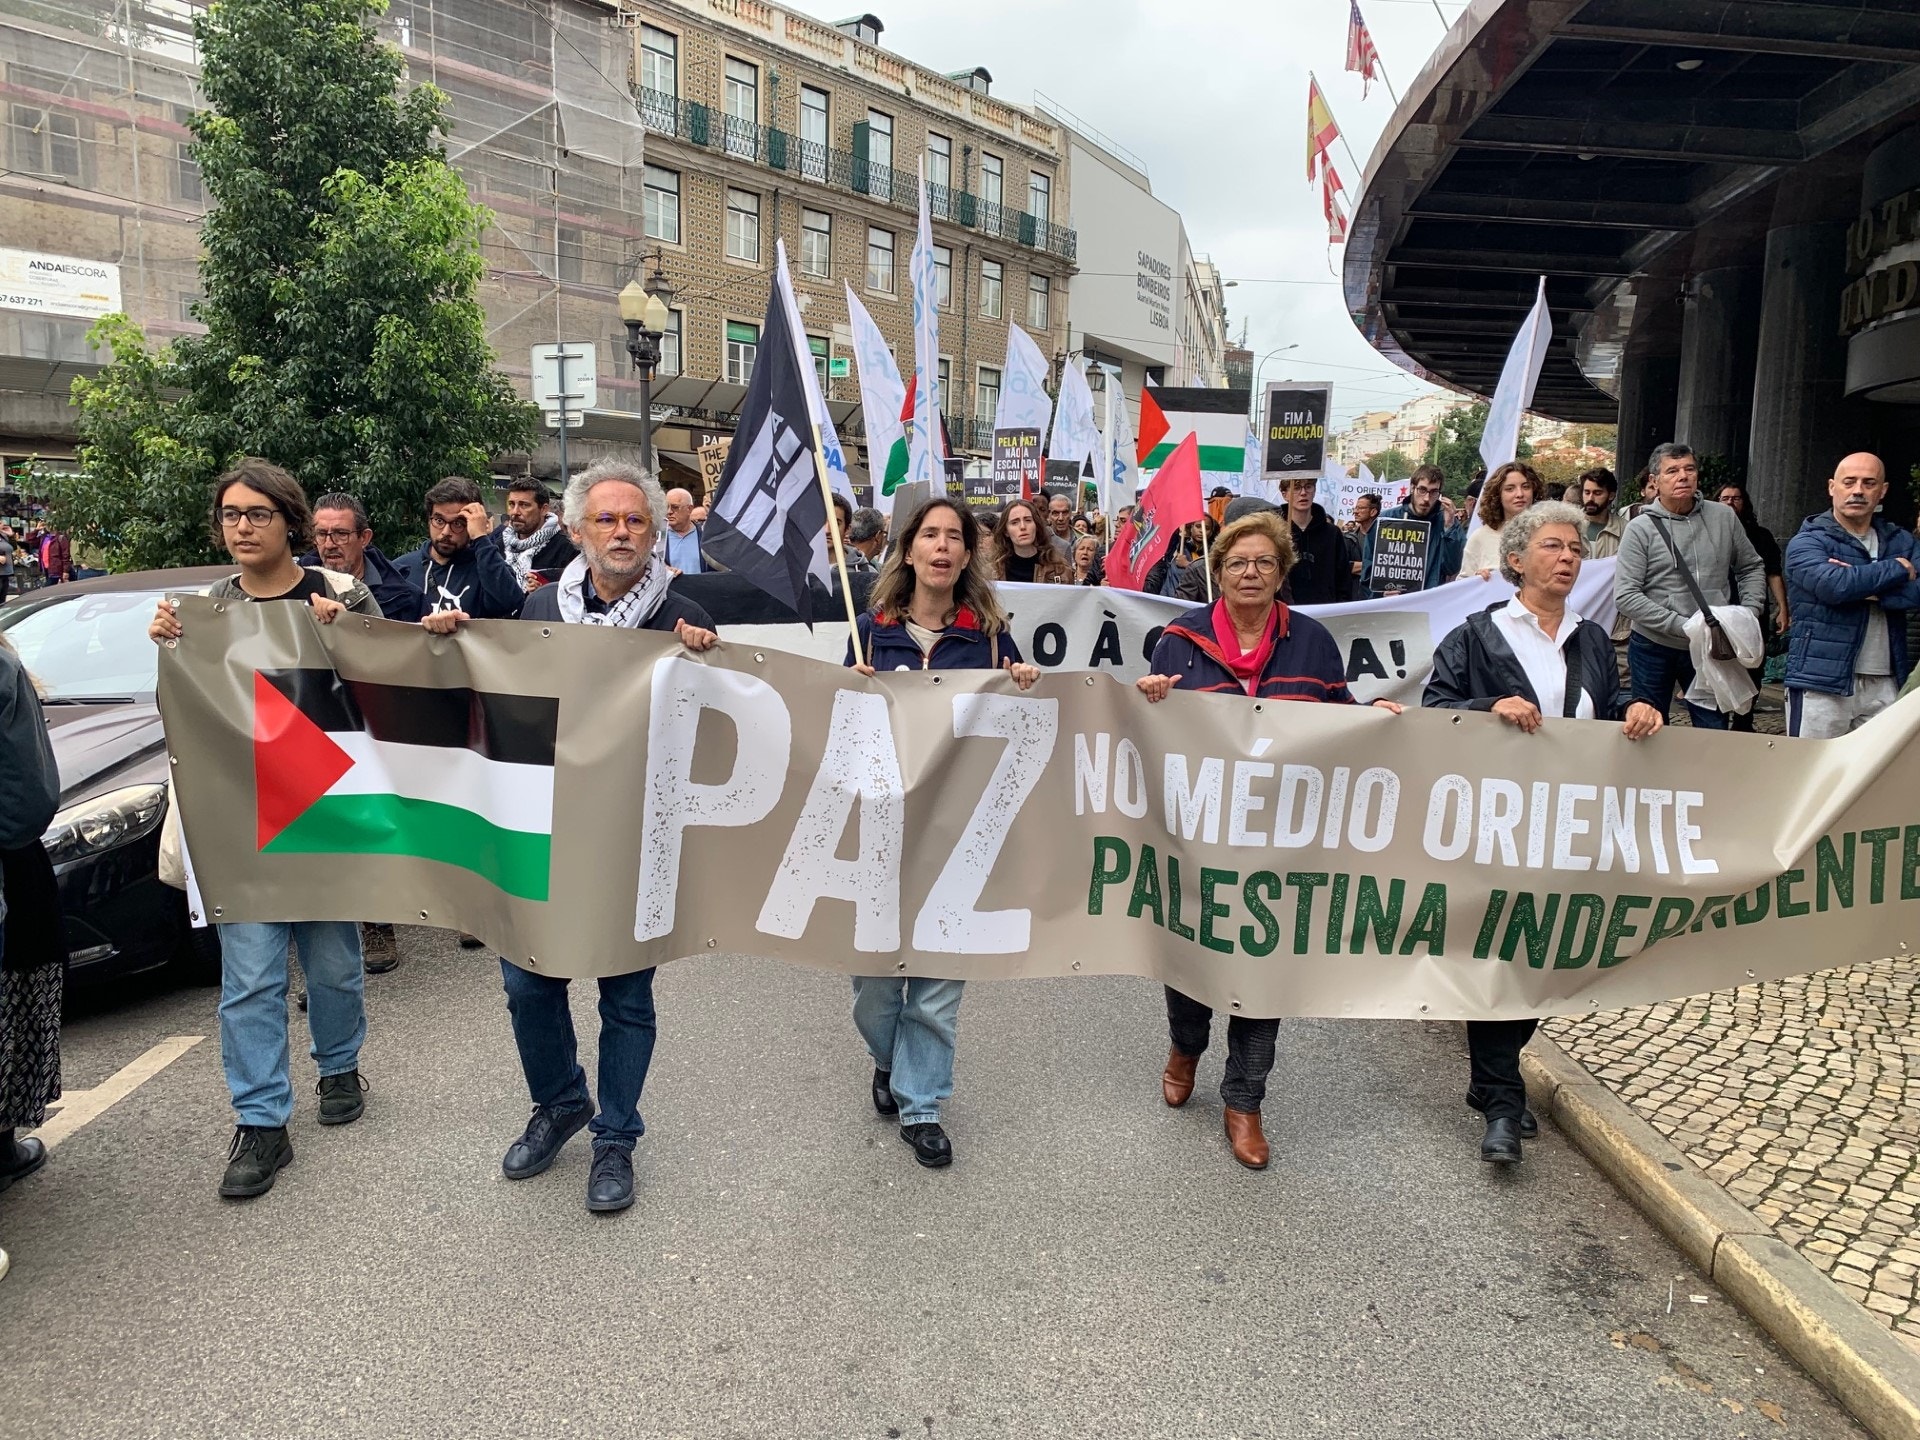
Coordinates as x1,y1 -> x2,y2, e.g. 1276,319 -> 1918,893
1346,1 -> 1381,96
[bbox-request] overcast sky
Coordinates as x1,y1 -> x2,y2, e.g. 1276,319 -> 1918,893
788,0 -> 1469,426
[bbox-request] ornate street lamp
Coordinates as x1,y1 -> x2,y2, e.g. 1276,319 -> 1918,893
619,273 -> 672,474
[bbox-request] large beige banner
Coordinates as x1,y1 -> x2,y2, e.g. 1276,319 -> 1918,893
160,599 -> 1920,1019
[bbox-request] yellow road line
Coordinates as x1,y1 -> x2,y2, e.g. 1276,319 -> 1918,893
31,1035 -> 206,1150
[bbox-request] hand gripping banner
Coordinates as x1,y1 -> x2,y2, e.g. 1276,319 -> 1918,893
161,599 -> 1920,1019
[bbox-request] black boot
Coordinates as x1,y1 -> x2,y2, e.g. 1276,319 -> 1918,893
1467,1088 -> 1537,1139
220,1126 -> 293,1198
0,1130 -> 46,1192
1480,1116 -> 1523,1165
870,1068 -> 898,1117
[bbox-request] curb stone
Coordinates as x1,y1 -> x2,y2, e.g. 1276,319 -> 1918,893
1522,1035 -> 1920,1440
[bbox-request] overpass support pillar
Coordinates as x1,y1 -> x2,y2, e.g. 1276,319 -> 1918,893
1749,222 -> 1853,528
1675,265 -> 1762,470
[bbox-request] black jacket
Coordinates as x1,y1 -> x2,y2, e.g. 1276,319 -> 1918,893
297,543 -> 422,622
518,578 -> 714,630
1423,604 -> 1630,719
1286,504 -> 1356,606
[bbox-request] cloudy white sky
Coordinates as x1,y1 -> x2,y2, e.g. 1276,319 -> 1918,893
788,0 -> 1470,427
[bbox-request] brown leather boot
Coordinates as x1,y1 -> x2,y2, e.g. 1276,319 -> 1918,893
1223,1107 -> 1269,1169
1162,1048 -> 1199,1108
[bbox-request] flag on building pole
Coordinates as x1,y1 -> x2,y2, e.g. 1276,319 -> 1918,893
1323,163 -> 1349,244
1105,433 -> 1205,591
1346,1 -> 1381,97
906,157 -> 943,488
702,272 -> 829,625
996,323 -> 1054,442
1136,382 -> 1170,467
1307,76 -> 1340,183
845,284 -> 907,518
1472,275 -> 1553,535
1050,358 -> 1099,474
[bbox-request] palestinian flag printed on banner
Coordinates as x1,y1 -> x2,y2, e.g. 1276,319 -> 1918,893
253,670 -> 557,902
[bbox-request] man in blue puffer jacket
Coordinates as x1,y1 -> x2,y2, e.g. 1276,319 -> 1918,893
1783,452 -> 1920,738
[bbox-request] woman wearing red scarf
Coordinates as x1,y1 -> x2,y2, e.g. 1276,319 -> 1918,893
1136,509 -> 1404,1168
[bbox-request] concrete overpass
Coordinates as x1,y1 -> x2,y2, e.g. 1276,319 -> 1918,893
1344,0 -> 1920,522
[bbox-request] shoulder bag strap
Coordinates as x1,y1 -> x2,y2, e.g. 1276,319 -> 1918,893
1650,515 -> 1727,636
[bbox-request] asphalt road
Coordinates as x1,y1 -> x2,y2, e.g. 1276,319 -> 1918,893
3,929 -> 1865,1440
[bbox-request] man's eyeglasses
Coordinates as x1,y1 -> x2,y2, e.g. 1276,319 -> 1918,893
1222,555 -> 1281,577
313,528 -> 362,543
426,514 -> 469,531
219,506 -> 282,528
589,512 -> 650,533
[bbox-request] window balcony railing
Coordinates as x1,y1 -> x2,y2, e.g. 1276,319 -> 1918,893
637,88 -> 1077,263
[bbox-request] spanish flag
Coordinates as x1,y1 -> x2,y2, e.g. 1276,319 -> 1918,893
1307,76 -> 1340,183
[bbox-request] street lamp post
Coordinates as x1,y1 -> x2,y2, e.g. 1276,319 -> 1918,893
619,274 -> 672,475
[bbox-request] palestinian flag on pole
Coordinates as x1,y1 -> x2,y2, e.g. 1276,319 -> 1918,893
882,374 -> 918,495
1138,387 -> 1256,494
253,670 -> 557,902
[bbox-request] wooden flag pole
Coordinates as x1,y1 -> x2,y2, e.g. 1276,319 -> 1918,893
1199,519 -> 1215,603
805,421 -> 867,669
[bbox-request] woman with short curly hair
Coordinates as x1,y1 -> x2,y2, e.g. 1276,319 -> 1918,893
1461,461 -> 1545,577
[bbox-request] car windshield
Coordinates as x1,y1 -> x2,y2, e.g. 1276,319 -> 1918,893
2,588 -> 178,701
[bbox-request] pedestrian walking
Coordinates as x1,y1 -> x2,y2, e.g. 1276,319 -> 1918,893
1363,465 -> 1465,595
1461,461 -> 1545,577
1422,501 -> 1664,1164
393,476 -> 525,619
1135,509 -> 1404,1170
847,496 -> 1040,1169
1783,453 -> 1920,737
146,459 -> 381,1199
990,498 -> 1071,585
0,625 -> 64,1280
425,459 -> 717,1214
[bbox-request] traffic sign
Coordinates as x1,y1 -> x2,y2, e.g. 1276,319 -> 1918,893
531,342 -> 597,411
542,410 -> 585,429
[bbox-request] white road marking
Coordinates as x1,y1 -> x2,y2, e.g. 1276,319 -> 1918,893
30,1035 -> 205,1150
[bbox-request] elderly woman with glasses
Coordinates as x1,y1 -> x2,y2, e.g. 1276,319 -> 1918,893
1423,499 -> 1664,1166
1135,510 -> 1404,1170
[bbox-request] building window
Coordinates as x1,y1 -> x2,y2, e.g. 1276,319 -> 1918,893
980,259 -> 1003,319
927,131 -> 951,218
866,226 -> 894,295
639,26 -> 677,129
1028,171 -> 1052,225
808,334 -> 829,388
176,290 -> 203,325
799,85 -> 829,182
800,208 -> 832,278
938,357 -> 951,407
558,225 -> 585,284
726,188 -> 760,263
1027,272 -> 1049,331
656,308 -> 683,378
976,365 -> 1000,422
723,57 -> 758,159
981,153 -> 1003,210
8,99 -> 81,182
173,104 -> 201,204
866,108 -> 893,202
933,244 -> 952,310
726,320 -> 758,386
643,165 -> 680,244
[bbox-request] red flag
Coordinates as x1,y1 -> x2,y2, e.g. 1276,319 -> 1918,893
1324,164 -> 1349,244
1105,433 -> 1205,591
1346,2 -> 1380,97
1136,384 -> 1170,467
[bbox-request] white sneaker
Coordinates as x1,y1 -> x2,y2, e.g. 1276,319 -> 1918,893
0,1245 -> 11,1281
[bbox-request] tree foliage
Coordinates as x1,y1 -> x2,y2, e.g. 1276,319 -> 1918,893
52,0 -> 533,570
1422,403 -> 1532,498
1364,447 -> 1414,482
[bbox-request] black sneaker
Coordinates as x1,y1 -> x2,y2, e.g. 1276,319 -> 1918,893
900,1122 -> 952,1168
502,1100 -> 593,1180
871,1067 -> 898,1117
586,1147 -> 635,1213
316,1070 -> 367,1126
457,932 -> 486,950
219,1126 -> 293,1199
293,983 -> 308,1013
361,924 -> 400,975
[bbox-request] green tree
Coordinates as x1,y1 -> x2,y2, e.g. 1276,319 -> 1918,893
1422,402 -> 1532,498
53,0 -> 533,571
1364,447 -> 1414,481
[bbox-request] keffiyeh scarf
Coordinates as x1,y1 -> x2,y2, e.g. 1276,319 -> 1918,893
501,513 -> 562,580
554,553 -> 674,629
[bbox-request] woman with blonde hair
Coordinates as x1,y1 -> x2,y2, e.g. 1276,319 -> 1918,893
990,497 -> 1071,585
1461,460 -> 1545,577
1135,509 -> 1404,1170
848,496 -> 1040,1168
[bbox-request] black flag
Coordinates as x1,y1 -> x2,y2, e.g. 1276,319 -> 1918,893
703,276 -> 826,626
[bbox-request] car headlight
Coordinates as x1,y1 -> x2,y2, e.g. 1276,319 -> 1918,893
42,783 -> 169,867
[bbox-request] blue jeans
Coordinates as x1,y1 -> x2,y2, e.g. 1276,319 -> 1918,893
218,921 -> 365,1127
1627,632 -> 1729,730
851,977 -> 965,1126
500,961 -> 657,1153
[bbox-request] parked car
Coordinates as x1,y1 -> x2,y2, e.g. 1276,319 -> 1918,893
2,567 -> 229,987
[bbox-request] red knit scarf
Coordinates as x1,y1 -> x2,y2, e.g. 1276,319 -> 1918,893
1213,600 -> 1279,694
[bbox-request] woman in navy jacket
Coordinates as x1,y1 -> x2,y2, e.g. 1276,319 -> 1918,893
1135,510 -> 1403,1170
846,496 -> 1039,1169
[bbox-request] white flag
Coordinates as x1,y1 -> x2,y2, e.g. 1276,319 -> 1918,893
906,158 -> 943,488
996,324 -> 1053,440
1050,358 -> 1098,468
1473,275 -> 1552,534
844,284 -> 907,518
1316,454 -> 1346,515
1099,374 -> 1136,518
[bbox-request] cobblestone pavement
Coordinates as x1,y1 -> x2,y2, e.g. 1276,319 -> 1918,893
1546,957 -> 1920,1352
